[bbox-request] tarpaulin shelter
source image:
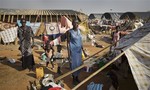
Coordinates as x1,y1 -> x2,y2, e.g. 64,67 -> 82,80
116,23 -> 150,90
0,8 -> 87,23
120,12 -> 137,20
101,13 -> 121,20
88,13 -> 103,20
0,8 -> 89,44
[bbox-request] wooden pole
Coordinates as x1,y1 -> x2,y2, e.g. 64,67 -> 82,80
55,44 -> 112,81
50,15 -> 52,23
21,15 -> 23,18
41,15 -> 43,22
11,15 -> 14,23
29,15 -> 31,21
35,15 -> 39,23
17,15 -> 19,20
56,14 -> 58,22
46,15 -> 48,23
54,39 -> 122,82
0,15 -> 1,21
75,13 -> 78,19
3,14 -> 5,22
72,52 -> 125,90
8,15 -> 10,22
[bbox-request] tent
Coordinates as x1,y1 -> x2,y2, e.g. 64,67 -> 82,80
116,23 -> 150,90
120,12 -> 137,20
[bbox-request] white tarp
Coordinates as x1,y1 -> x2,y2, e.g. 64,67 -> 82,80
116,23 -> 150,90
0,27 -> 17,43
30,23 -> 41,34
17,20 -> 41,35
124,33 -> 150,90
46,23 -> 60,35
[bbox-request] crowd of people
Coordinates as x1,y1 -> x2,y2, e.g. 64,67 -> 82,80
16,18 -> 88,86
15,16 -> 144,90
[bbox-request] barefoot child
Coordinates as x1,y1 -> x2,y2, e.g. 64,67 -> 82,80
45,41 -> 54,69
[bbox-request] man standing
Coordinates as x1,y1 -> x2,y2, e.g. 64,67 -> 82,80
17,18 -> 35,71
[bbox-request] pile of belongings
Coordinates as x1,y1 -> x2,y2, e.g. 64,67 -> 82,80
31,74 -> 65,90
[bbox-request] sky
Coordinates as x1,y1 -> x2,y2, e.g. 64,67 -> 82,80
0,0 -> 150,15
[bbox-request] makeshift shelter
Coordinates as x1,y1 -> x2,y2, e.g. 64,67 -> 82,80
0,8 -> 89,44
116,23 -> 150,90
101,13 -> 112,20
88,13 -> 103,20
133,12 -> 150,22
120,12 -> 137,20
0,8 -> 87,23
101,12 -> 121,20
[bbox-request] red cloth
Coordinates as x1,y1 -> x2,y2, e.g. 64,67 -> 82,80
43,35 -> 49,44
60,16 -> 66,28
48,87 -> 61,90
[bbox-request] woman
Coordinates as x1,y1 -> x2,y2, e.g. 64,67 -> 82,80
113,26 -> 120,47
17,18 -> 35,71
67,19 -> 86,85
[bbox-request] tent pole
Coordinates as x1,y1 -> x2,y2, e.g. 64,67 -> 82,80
11,15 -> 14,23
3,14 -> 5,22
69,14 -> 72,21
55,44 -> 112,81
41,15 -> 42,22
29,15 -> 31,21
75,13 -> 78,19
21,15 -> 23,18
0,15 -> 1,21
46,15 -> 48,23
72,52 -> 125,90
35,15 -> 38,23
8,15 -> 10,22
50,15 -> 52,23
56,14 -> 58,22
17,15 -> 19,20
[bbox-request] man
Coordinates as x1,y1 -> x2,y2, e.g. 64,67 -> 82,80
17,18 -> 35,71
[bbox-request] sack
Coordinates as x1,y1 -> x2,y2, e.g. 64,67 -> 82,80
87,82 -> 103,90
36,67 -> 44,79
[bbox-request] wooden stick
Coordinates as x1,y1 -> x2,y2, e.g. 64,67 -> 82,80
0,15 -> 1,21
3,14 -> 5,22
17,15 -> 19,20
41,15 -> 42,22
55,39 -> 120,81
29,15 -> 31,21
46,15 -> 48,23
50,15 -> 52,23
8,15 -> 10,22
56,14 -> 58,22
11,15 -> 14,23
35,15 -> 38,23
54,45 -> 110,81
72,52 -> 125,90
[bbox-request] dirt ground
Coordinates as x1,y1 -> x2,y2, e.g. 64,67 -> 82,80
0,34 -> 138,90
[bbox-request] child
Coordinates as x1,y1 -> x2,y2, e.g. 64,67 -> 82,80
53,45 -> 63,74
45,41 -> 54,69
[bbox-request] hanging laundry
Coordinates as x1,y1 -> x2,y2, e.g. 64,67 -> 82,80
0,27 -> 17,43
